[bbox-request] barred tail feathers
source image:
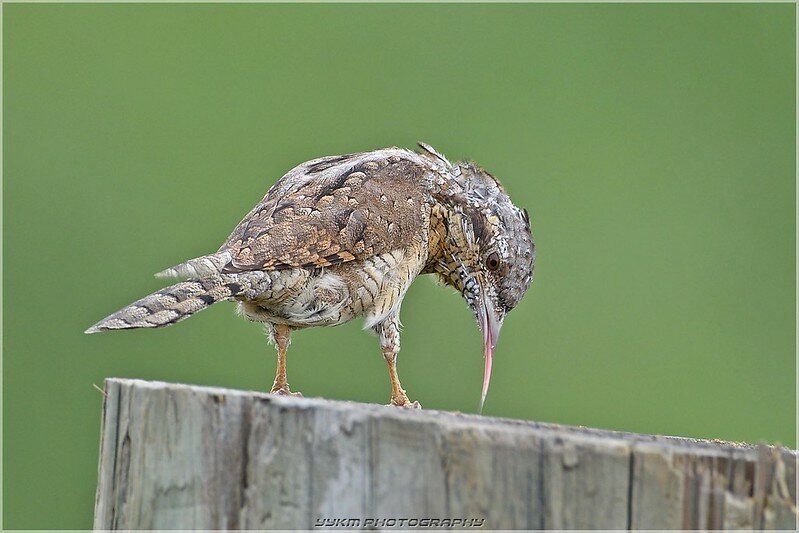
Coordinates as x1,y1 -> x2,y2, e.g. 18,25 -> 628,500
85,276 -> 245,334
155,251 -> 232,280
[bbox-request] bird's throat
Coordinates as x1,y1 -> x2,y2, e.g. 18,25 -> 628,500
423,203 -> 469,293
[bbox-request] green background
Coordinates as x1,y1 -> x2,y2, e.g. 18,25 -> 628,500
4,3 -> 795,529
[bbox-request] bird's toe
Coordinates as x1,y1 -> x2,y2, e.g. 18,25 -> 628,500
387,398 -> 422,409
271,385 -> 303,397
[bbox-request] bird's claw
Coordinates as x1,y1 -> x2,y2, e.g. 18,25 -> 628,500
388,398 -> 422,409
271,385 -> 303,397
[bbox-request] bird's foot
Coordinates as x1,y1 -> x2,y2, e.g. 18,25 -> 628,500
270,383 -> 303,397
388,394 -> 421,409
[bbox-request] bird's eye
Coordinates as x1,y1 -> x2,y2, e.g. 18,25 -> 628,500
486,252 -> 501,272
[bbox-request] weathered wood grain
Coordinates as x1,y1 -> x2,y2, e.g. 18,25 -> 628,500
94,379 -> 797,530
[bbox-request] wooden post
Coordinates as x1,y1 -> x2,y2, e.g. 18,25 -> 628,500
94,378 -> 797,530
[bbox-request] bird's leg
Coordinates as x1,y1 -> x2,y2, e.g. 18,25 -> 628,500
385,349 -> 418,408
375,315 -> 420,409
269,324 -> 302,397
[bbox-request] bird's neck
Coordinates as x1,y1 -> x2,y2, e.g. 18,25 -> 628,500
422,200 -> 468,294
421,163 -> 480,289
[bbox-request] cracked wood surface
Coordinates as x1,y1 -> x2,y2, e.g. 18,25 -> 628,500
94,379 -> 797,530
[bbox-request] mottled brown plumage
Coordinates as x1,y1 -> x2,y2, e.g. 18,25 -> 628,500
87,144 -> 535,410
221,155 -> 428,271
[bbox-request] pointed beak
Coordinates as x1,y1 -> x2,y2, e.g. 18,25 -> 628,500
476,289 -> 502,413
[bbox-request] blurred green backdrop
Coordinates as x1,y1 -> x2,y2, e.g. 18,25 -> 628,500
4,3 -> 795,529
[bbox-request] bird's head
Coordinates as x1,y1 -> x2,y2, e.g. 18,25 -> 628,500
431,159 -> 536,411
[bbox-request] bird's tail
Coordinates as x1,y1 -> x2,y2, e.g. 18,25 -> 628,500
85,275 -> 247,334
154,251 -> 232,280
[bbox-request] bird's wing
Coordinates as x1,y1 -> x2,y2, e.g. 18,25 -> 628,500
219,149 -> 434,272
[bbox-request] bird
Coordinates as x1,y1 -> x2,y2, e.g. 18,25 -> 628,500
86,143 -> 536,411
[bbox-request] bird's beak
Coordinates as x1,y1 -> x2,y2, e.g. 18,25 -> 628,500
476,288 -> 502,413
